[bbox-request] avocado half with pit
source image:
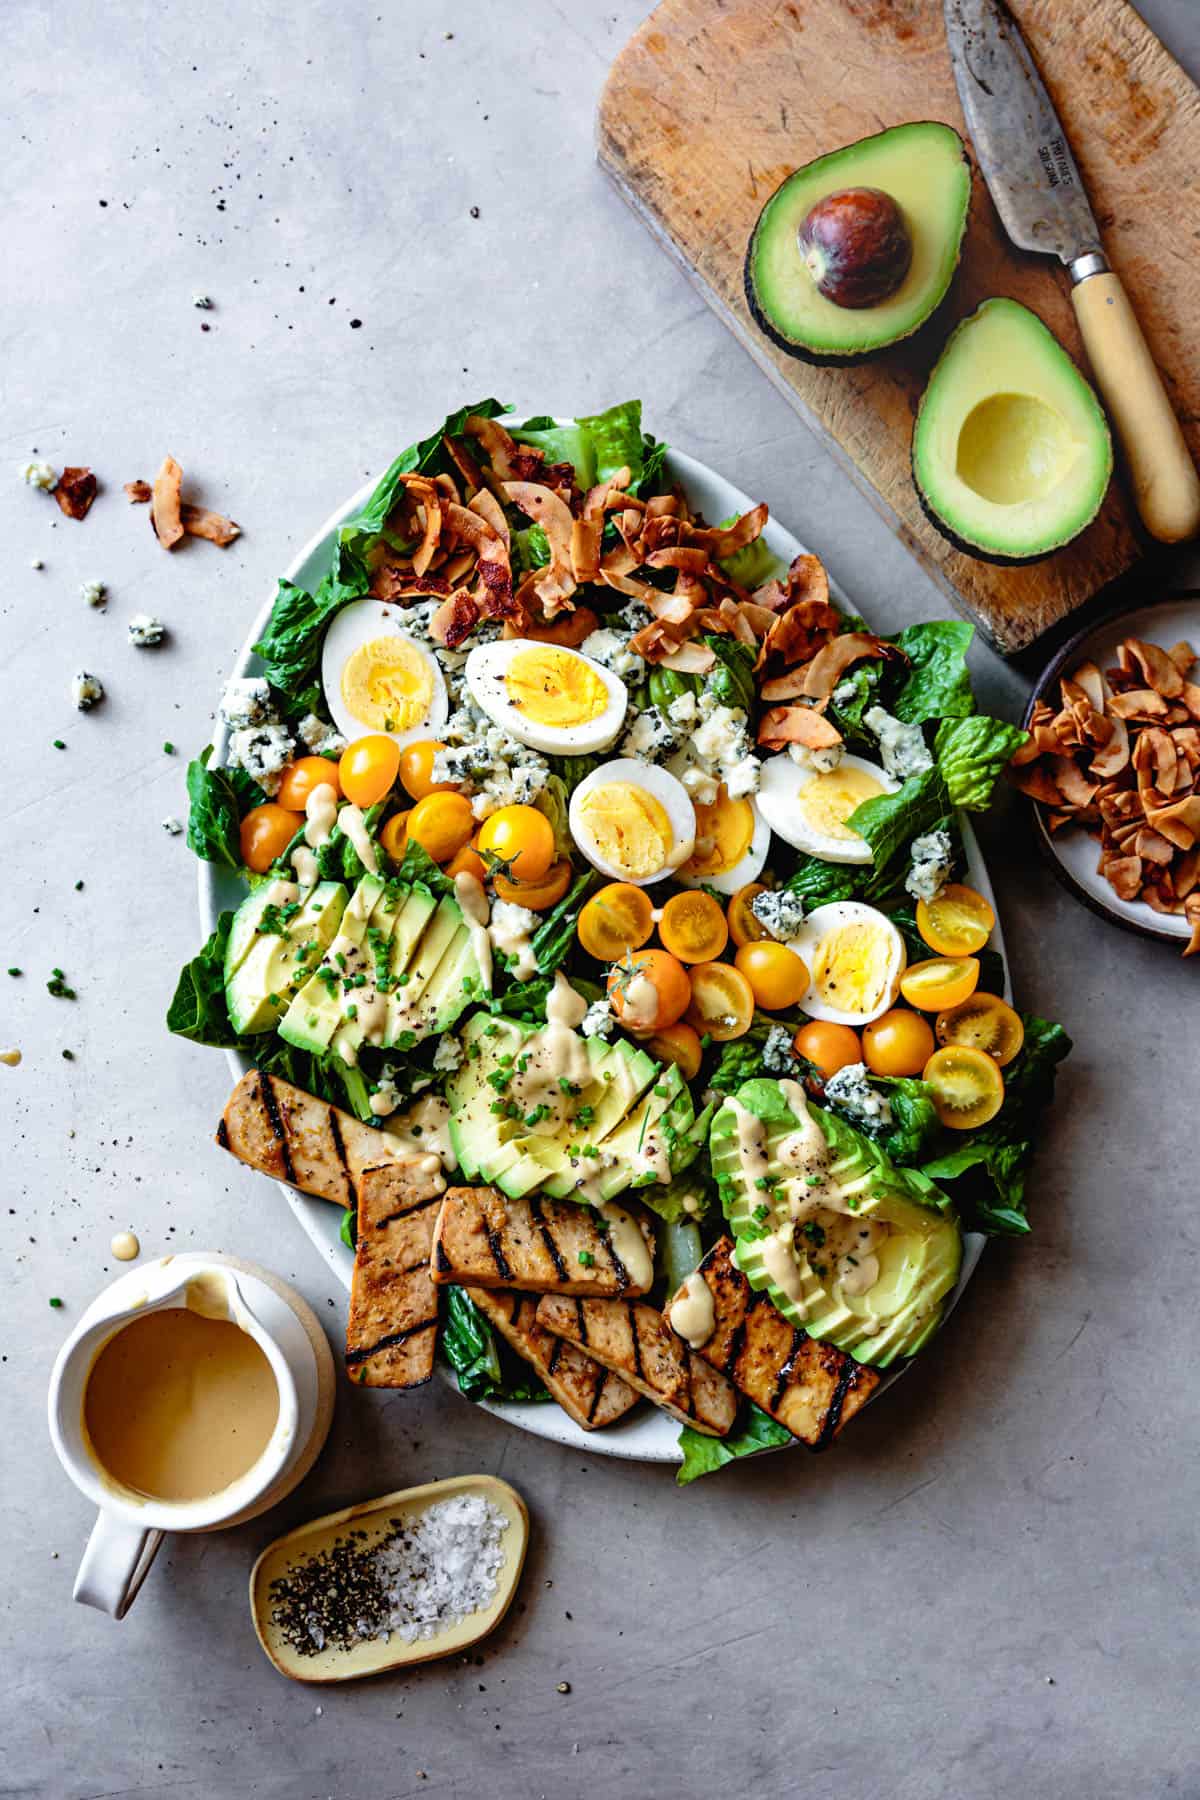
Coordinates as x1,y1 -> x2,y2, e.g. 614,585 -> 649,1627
913,297 -> 1113,562
744,121 -> 971,362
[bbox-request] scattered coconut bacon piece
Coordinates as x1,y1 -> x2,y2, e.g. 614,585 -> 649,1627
664,1238 -> 879,1448
54,466 -> 98,520
125,479 -> 152,504
181,501 -> 241,546
345,1161 -> 445,1389
1011,633 -> 1200,952
466,1287 -> 641,1431
151,455 -> 185,548
534,1294 -> 737,1437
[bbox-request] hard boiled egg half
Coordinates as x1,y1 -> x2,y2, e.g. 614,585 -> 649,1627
568,760 -> 695,886
676,784 -> 770,896
465,639 -> 627,756
791,902 -> 906,1026
322,599 -> 449,747
756,752 -> 898,865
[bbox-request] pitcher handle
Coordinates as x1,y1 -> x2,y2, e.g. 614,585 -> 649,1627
74,1512 -> 165,1618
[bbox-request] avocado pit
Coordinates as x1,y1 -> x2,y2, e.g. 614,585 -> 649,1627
798,186 -> 913,309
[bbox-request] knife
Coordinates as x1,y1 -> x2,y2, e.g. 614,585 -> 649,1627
945,0 -> 1200,544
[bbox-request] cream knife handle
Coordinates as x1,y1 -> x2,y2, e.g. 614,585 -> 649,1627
1071,268 -> 1200,544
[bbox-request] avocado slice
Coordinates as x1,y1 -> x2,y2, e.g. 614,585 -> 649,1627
912,297 -> 1113,562
224,879 -> 349,1036
712,1078 -> 961,1368
745,122 -> 970,361
279,874 -> 390,1055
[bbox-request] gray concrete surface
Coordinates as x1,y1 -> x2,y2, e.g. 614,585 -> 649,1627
3,3 -> 1199,1796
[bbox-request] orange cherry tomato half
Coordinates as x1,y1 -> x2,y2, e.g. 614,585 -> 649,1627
240,803 -> 304,873
792,1020 -> 862,1081
338,735 -> 401,809
659,891 -> 729,964
608,948 -> 692,1035
577,883 -> 655,963
916,883 -> 996,957
861,1008 -> 935,1078
444,843 -> 487,885
379,811 -> 411,861
733,940 -> 810,1011
726,882 -> 770,949
899,956 -> 980,1013
397,739 -> 455,802
276,755 -> 342,812
645,1021 -> 703,1081
922,1045 -> 1005,1130
935,993 -> 1025,1068
493,858 -> 573,912
406,791 -> 475,863
476,805 -> 556,884
684,961 -> 755,1042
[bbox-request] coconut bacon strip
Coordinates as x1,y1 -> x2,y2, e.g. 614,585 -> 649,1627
535,1295 -> 737,1437
217,1069 -> 403,1207
430,1187 -> 654,1297
345,1161 -> 445,1389
151,455 -> 185,549
466,1287 -> 641,1431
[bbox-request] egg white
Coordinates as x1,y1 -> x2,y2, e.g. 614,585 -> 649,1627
568,758 -> 696,886
676,790 -> 770,896
792,901 -> 906,1026
465,638 -> 627,756
321,598 -> 449,748
756,752 -> 898,865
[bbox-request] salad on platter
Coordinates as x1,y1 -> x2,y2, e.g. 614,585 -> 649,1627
170,400 -> 1070,1481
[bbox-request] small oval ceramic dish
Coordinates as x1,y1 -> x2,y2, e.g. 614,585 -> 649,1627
250,1474 -> 529,1682
1022,593 -> 1200,947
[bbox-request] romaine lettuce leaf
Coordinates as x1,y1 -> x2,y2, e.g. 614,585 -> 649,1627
186,748 -> 251,868
783,853 -> 863,909
251,568 -> 367,711
677,1403 -> 792,1485
890,620 -> 976,724
849,767 -> 953,887
704,635 -> 757,714
441,1286 -> 548,1404
576,399 -> 648,485
934,715 -> 1029,812
167,911 -> 237,1045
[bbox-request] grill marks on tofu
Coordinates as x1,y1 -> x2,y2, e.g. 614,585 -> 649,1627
535,1295 -> 737,1438
345,1162 -> 446,1388
466,1288 -> 641,1432
666,1238 -> 880,1448
218,1070 -> 402,1207
431,1187 -> 653,1296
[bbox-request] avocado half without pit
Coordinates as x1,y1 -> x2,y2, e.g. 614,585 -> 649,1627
912,298 -> 1114,562
744,121 -> 971,360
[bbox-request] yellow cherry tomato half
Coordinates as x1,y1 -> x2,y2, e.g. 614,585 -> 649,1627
645,1021 -> 703,1081
406,791 -> 475,863
608,948 -> 692,1035
397,739 -> 455,801
935,992 -> 1025,1068
444,843 -> 486,885
684,961 -> 755,1042
493,858 -> 573,912
276,755 -> 342,812
727,882 -> 770,948
338,735 -> 401,809
379,811 -> 410,861
240,803 -> 304,874
476,805 -> 556,884
577,883 -> 655,963
659,891 -> 729,964
733,940 -> 810,1011
793,1020 -> 861,1081
861,1008 -> 935,1078
923,1044 -> 1005,1130
916,883 -> 996,957
899,955 -> 980,1013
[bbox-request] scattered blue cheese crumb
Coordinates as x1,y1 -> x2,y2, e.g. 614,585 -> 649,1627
762,1023 -> 799,1074
579,627 -> 640,680
581,998 -> 615,1040
227,722 -> 293,794
431,1034 -> 464,1074
297,711 -> 347,756
30,558 -> 44,571
863,705 -> 932,780
162,816 -> 183,836
823,1062 -> 892,1129
81,579 -> 107,609
192,294 -> 213,309
20,459 -> 56,490
750,888 -> 806,942
128,613 -> 166,647
787,738 -> 844,774
71,671 -> 104,711
620,706 -> 677,762
219,676 -> 274,729
905,829 -> 955,904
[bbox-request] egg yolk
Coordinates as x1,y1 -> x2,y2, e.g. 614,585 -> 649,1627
341,637 -> 433,733
811,922 -> 892,1013
682,787 -> 754,879
796,765 -> 886,842
577,782 -> 672,879
505,646 -> 608,731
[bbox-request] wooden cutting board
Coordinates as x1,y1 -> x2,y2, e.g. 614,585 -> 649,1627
598,0 -> 1200,653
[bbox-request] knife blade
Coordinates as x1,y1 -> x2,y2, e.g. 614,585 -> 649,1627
944,0 -> 1102,269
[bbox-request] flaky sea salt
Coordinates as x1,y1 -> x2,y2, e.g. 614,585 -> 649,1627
372,1494 -> 508,1644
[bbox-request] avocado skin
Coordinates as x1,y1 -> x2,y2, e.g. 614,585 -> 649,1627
743,122 -> 972,364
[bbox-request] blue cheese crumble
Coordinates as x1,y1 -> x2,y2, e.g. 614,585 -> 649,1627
824,1062 -> 893,1129
905,829 -> 955,904
431,1035 -> 464,1074
162,816 -> 183,836
72,671 -> 104,711
20,459 -> 56,490
580,627 -> 641,680
581,998 -> 615,1040
81,579 -> 107,609
750,888 -> 806,942
220,676 -> 275,730
297,711 -> 346,757
128,613 -> 166,646
762,1023 -> 799,1075
227,722 -> 293,794
863,705 -> 932,780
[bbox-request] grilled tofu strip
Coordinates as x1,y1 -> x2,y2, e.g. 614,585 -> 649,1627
431,1187 -> 654,1297
535,1295 -> 737,1438
218,1069 -> 403,1207
345,1161 -> 445,1388
466,1287 -> 641,1432
665,1237 -> 880,1448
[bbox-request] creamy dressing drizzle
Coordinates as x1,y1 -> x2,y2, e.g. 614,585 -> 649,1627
263,877 -> 301,907
304,782 -> 339,852
383,1094 -> 457,1176
761,1228 -> 809,1313
671,1270 -> 716,1350
506,972 -> 592,1133
620,973 -> 659,1030
453,871 -> 494,996
291,845 -> 319,888
338,802 -> 379,876
488,906 -> 538,980
597,1201 -> 654,1293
